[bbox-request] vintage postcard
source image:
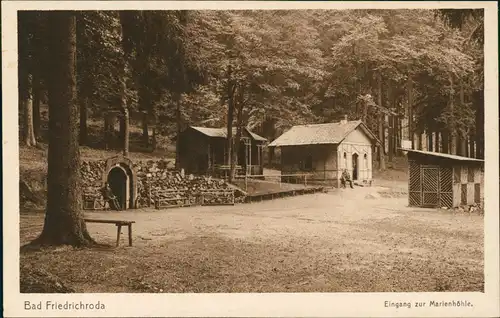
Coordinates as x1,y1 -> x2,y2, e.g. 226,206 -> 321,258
2,1 -> 499,317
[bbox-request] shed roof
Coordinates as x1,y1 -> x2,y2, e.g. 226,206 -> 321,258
402,148 -> 484,162
268,120 -> 379,147
190,126 -> 267,142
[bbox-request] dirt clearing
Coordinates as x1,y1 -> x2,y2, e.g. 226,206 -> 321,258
20,185 -> 483,293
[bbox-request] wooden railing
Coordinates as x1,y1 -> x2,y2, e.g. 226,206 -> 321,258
234,173 -> 314,191
153,189 -> 193,209
200,189 -> 235,206
152,188 -> 235,209
212,164 -> 243,178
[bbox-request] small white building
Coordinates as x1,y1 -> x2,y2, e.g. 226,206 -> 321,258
268,118 -> 380,187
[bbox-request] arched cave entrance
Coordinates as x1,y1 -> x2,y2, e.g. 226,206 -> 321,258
103,156 -> 137,210
108,167 -> 128,210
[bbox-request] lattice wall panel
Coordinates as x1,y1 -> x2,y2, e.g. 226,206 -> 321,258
422,168 -> 439,193
409,192 -> 421,206
423,193 -> 439,206
440,168 -> 452,193
409,161 -> 421,192
439,193 -> 453,208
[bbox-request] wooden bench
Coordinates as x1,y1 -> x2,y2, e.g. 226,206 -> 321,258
153,189 -> 192,209
200,189 -> 235,206
84,218 -> 135,247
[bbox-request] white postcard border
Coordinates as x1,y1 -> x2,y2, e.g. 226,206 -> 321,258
2,1 -> 499,317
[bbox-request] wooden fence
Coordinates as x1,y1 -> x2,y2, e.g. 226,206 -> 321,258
234,173 -> 314,191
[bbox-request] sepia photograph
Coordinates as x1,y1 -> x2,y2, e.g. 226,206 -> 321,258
3,1 -> 499,317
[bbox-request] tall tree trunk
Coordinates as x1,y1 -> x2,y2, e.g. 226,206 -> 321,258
138,82 -> 150,148
394,115 -> 400,155
456,133 -> 463,156
469,136 -> 475,158
442,130 -> 449,153
79,97 -> 88,145
22,75 -> 37,147
151,127 -> 157,151
435,131 -> 440,152
474,90 -> 484,159
103,114 -> 109,150
449,72 -> 457,155
462,133 -> 467,156
464,135 -> 469,157
227,71 -> 235,181
417,131 -> 423,150
388,115 -> 393,163
175,94 -> 182,170
231,86 -> 245,181
456,78 -> 466,156
377,73 -> 385,170
31,13 -> 44,142
31,12 -> 94,247
407,76 -> 414,149
142,112 -> 149,147
122,108 -> 129,156
395,96 -> 402,156
119,14 -> 130,157
32,71 -> 41,140
264,117 -> 277,165
232,120 -> 242,181
428,131 -> 433,152
120,77 -> 129,156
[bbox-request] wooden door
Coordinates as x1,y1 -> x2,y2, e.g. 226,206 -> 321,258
422,167 -> 439,207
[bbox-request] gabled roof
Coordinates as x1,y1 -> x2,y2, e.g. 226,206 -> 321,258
189,126 -> 267,142
268,120 -> 379,147
402,149 -> 484,162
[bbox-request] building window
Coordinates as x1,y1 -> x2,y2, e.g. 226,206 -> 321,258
363,154 -> 368,168
467,167 -> 474,183
343,152 -> 347,168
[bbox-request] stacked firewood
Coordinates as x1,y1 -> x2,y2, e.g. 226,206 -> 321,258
78,159 -> 243,208
80,160 -> 106,199
133,160 -> 235,207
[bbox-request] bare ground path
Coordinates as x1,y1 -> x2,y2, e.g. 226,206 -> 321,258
20,184 -> 483,293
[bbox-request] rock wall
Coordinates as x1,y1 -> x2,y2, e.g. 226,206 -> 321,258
80,160 -> 106,198
80,158 -> 238,208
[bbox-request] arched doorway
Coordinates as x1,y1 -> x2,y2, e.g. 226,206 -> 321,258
103,156 -> 138,209
107,167 -> 128,210
352,153 -> 359,181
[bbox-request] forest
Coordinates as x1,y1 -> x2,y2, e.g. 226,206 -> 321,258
19,9 -> 484,155
18,9 -> 484,245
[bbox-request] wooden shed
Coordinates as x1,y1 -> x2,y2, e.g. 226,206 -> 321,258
268,118 -> 380,187
404,149 -> 484,208
177,126 -> 267,177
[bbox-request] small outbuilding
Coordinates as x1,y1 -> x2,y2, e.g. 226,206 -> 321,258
177,126 -> 267,177
268,118 -> 380,187
404,149 -> 484,208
